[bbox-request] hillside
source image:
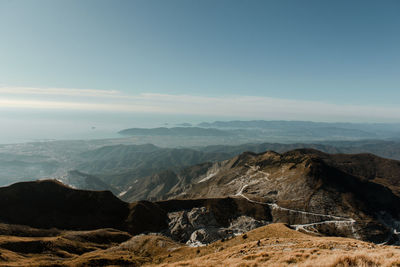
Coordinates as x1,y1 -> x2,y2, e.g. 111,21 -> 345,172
0,180 -> 129,231
148,223 -> 400,267
57,170 -> 119,195
0,172 -> 399,265
76,144 -> 229,188
120,162 -> 213,201
0,223 -> 399,266
122,149 -> 400,244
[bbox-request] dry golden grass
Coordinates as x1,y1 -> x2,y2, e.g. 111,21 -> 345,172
147,224 -> 400,267
0,223 -> 399,266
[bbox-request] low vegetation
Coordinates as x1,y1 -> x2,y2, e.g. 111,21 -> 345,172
0,223 -> 399,266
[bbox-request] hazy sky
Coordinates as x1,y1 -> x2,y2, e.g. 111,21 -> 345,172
0,0 -> 399,142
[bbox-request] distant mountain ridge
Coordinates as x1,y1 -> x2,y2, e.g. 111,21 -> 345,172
116,120 -> 400,145
197,120 -> 400,132
196,120 -> 400,140
118,127 -> 231,137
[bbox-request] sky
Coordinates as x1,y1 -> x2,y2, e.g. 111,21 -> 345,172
0,0 -> 399,142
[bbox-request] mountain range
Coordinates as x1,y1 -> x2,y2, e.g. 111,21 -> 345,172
4,139 -> 400,195
4,148 -> 400,244
0,147 -> 400,265
118,120 -> 400,143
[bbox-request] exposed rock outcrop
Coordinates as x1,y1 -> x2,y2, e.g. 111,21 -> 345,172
166,207 -> 268,245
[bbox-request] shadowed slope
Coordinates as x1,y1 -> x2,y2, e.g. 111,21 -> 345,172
0,180 -> 129,230
0,180 -> 273,239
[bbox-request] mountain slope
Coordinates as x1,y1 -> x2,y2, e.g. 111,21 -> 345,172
0,180 -> 129,230
58,170 -> 119,195
120,162 -> 213,202
139,149 -> 400,243
77,144 -> 229,188
3,223 -> 400,266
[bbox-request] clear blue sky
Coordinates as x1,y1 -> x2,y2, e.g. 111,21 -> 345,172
1,0 -> 399,103
0,0 -> 399,142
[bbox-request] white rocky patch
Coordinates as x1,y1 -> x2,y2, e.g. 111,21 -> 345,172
118,186 -> 132,197
197,164 -> 221,183
197,171 -> 218,183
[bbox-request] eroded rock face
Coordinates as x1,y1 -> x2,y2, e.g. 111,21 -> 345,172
229,216 -> 267,233
166,207 -> 269,245
167,207 -> 220,242
187,228 -> 222,246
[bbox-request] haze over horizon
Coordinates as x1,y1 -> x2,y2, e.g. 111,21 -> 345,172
1,0 -> 399,143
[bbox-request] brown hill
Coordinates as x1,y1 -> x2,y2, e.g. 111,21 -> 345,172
0,180 -> 129,231
163,149 -> 400,243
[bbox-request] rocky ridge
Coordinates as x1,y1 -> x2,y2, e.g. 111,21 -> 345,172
139,149 -> 400,244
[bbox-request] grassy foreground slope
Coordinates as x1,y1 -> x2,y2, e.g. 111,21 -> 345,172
150,223 -> 400,267
1,223 -> 398,266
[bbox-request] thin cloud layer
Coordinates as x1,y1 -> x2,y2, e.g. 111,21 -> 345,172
0,87 -> 120,97
0,87 -> 399,122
